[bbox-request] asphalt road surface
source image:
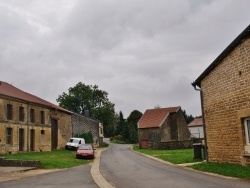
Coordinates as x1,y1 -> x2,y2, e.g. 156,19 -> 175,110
100,144 -> 250,188
0,164 -> 98,188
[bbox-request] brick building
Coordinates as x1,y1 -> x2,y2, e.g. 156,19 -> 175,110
0,81 -> 72,154
72,113 -> 104,146
138,106 -> 190,148
192,25 -> 250,165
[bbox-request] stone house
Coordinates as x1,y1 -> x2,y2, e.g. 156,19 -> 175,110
192,25 -> 250,165
71,113 -> 104,146
0,81 -> 72,154
187,116 -> 204,139
137,106 -> 190,148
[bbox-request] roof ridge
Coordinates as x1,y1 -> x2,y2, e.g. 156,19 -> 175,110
0,81 -> 70,113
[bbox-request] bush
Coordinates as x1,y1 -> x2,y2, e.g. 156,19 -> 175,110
74,131 -> 93,143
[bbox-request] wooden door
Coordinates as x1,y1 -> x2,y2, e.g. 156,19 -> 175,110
51,119 -> 58,150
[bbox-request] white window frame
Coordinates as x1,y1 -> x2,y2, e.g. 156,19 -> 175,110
244,118 -> 250,145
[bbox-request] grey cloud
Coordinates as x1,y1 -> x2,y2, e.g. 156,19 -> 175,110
0,0 -> 249,118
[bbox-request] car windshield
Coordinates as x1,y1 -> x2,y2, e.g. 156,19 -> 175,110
78,145 -> 92,150
69,139 -> 80,143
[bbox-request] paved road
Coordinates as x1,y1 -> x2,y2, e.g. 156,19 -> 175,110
0,164 -> 98,188
100,144 -> 250,188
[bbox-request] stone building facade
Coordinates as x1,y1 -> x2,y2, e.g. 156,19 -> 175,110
192,25 -> 250,165
138,106 -> 190,148
0,81 -> 72,154
71,113 -> 104,146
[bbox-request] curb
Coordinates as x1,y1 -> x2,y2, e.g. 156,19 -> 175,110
91,148 -> 115,188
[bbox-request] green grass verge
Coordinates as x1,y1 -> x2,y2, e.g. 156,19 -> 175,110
189,162 -> 250,180
133,145 -> 202,164
0,149 -> 93,169
133,145 -> 250,180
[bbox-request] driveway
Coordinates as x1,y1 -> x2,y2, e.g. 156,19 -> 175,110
100,144 -> 250,188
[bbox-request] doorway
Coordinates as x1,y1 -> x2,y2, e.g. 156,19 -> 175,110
30,129 -> 35,151
19,128 -> 24,151
51,119 -> 58,150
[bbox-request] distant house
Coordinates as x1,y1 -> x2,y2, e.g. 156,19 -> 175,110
192,25 -> 250,165
0,81 -> 72,154
71,113 -> 104,146
138,106 -> 190,148
187,116 -> 204,139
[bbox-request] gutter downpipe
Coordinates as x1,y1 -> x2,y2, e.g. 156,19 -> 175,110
193,85 -> 208,163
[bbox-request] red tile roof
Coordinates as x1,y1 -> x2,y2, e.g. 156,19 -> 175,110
0,81 -> 70,113
187,117 -> 203,127
138,106 -> 180,129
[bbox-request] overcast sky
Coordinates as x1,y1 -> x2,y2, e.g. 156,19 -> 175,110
0,0 -> 249,118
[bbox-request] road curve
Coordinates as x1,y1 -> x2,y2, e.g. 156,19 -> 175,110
99,144 -> 250,188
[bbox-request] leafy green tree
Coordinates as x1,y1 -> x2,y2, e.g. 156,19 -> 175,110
116,111 -> 125,136
127,110 -> 142,143
127,110 -> 143,130
57,82 -> 116,137
75,131 -> 93,143
182,110 -> 194,124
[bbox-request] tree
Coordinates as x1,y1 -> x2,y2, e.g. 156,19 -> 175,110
127,110 -> 143,143
127,110 -> 143,130
56,82 -> 116,137
116,111 -> 125,136
114,110 -> 143,143
182,110 -> 194,124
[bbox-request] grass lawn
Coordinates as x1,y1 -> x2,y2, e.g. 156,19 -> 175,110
133,145 -> 250,180
0,149 -> 93,169
190,162 -> 250,180
133,145 -> 202,164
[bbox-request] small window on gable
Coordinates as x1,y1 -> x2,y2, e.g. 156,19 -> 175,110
7,104 -> 13,120
244,119 -> 250,145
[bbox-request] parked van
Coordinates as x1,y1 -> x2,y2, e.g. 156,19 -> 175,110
65,137 -> 85,150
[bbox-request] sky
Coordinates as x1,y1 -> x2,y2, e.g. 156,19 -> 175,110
0,0 -> 249,118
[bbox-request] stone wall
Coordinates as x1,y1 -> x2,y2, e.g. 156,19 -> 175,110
51,110 -> 72,149
148,140 -> 193,150
201,38 -> 250,165
72,113 -> 103,146
0,97 -> 72,154
0,157 -> 40,168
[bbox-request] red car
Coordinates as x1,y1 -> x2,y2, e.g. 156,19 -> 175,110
76,144 -> 95,159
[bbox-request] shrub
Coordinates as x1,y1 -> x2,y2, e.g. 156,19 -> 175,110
74,131 -> 93,143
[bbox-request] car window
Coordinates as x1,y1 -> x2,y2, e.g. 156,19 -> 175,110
78,145 -> 92,150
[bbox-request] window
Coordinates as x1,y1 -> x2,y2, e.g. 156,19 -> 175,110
244,119 -> 250,145
19,106 -> 25,121
7,104 -> 13,120
30,109 -> 35,123
40,111 -> 45,124
6,128 -> 13,144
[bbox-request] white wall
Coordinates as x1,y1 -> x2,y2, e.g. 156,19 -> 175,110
188,126 -> 204,138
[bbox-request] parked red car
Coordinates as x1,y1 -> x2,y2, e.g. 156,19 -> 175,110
76,144 -> 95,159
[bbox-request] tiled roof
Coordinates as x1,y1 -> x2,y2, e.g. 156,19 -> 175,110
0,81 -> 70,113
187,117 -> 203,127
138,106 -> 180,129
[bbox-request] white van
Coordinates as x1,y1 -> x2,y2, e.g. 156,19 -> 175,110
65,137 -> 85,150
